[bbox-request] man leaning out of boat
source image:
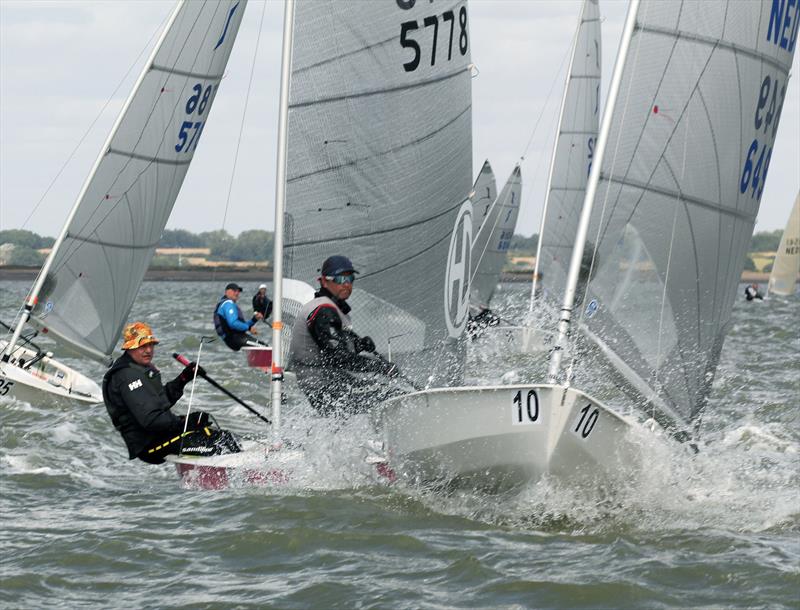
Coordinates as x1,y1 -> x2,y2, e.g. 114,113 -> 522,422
288,255 -> 401,416
102,322 -> 240,464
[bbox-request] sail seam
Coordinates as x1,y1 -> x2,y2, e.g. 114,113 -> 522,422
107,148 -> 193,166
288,105 -> 471,183
64,233 -> 161,250
290,67 -> 468,109
603,175 -> 755,221
150,63 -> 224,80
358,231 -> 452,280
286,197 -> 467,248
636,23 -> 790,72
293,35 -> 396,75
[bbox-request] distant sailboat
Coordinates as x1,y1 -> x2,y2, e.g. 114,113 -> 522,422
479,0 -> 600,354
531,0 -> 601,309
0,0 -> 247,405
469,165 -> 522,315
767,192 -> 800,296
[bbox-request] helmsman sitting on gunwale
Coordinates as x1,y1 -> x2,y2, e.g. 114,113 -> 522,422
288,255 -> 401,416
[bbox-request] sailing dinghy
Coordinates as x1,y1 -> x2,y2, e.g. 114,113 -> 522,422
382,0 -> 798,492
0,0 -> 247,406
168,0 -> 475,487
767,192 -> 800,297
468,165 -> 522,325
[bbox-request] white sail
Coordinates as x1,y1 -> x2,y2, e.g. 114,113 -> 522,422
532,0 -> 601,306
470,160 -> 498,238
25,0 -> 247,362
470,166 -> 522,309
468,160 -> 497,308
283,0 -> 473,387
556,0 -> 797,428
768,192 -> 800,296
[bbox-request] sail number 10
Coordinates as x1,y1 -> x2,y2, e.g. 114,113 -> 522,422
511,389 -> 539,425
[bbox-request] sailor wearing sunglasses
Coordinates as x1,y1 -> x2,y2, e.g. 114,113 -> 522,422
289,255 -> 401,416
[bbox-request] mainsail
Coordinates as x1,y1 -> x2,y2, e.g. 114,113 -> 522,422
532,0 -> 601,305
470,166 -> 522,309
283,0 -> 473,386
768,192 -> 800,296
563,0 -> 797,428
25,0 -> 247,363
468,160 -> 497,309
471,161 -> 498,237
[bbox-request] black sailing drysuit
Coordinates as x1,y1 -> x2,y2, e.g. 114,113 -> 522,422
102,352 -> 238,463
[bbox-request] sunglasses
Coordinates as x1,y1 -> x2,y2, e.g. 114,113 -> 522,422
325,274 -> 355,285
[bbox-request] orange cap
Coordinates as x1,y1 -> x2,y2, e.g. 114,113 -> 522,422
121,322 -> 160,350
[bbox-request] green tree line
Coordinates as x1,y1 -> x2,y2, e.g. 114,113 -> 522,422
0,228 -> 785,267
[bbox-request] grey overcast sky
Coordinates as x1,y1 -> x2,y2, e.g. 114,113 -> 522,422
1,0 -> 798,239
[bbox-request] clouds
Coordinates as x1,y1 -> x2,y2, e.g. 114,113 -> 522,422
1,0 -> 797,238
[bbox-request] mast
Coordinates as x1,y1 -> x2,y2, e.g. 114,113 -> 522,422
529,2 -> 584,312
270,0 -> 295,436
547,0 -> 640,383
1,1 -> 186,362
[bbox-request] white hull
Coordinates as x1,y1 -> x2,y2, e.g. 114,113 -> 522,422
380,384 -> 639,493
0,340 -> 102,405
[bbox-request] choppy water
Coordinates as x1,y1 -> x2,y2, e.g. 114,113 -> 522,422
1,280 -> 798,609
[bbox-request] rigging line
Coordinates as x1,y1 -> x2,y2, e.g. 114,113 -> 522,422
179,340 -> 205,456
652,108 -> 691,420
217,0 -> 268,284
19,7 -> 172,232
575,0 -> 651,341
519,21 -> 575,161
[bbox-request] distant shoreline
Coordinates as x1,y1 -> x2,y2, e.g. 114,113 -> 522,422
0,266 -> 774,283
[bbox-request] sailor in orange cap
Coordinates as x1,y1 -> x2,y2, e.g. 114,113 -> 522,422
102,322 -> 240,464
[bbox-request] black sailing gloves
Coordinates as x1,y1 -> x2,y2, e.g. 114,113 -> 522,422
355,335 -> 376,354
177,362 -> 206,387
